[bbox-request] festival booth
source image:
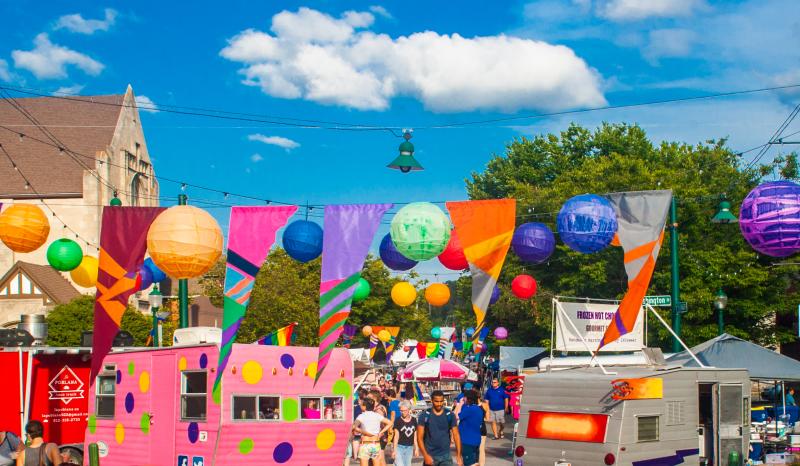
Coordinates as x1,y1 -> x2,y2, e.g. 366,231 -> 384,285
498,347 -> 546,420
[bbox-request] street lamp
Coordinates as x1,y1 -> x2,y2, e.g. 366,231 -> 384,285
714,288 -> 728,336
149,285 -> 163,348
387,131 -> 424,173
711,200 -> 738,224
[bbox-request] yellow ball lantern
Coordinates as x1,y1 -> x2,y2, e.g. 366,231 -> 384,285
377,329 -> 392,343
391,281 -> 417,307
425,283 -> 451,307
0,204 -> 50,253
70,255 -> 99,287
146,206 -> 223,279
362,325 -> 373,337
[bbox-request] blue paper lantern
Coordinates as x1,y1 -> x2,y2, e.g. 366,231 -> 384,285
465,327 -> 475,338
557,194 -> 618,254
379,233 -> 417,271
139,264 -> 153,290
512,222 -> 555,264
283,220 -> 323,263
490,284 -> 501,305
144,257 -> 167,283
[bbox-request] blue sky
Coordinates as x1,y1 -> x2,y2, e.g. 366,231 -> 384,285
0,0 -> 798,280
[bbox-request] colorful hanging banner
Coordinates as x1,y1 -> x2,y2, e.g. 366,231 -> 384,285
461,328 -> 473,354
416,342 -> 427,359
341,324 -> 359,348
446,199 -> 516,349
369,332 -> 380,360
425,341 -> 440,357
598,191 -> 671,350
91,206 -> 165,380
437,327 -> 456,359
213,206 -> 297,400
382,326 -> 401,363
474,327 -> 490,354
316,204 -> 392,383
256,322 -> 298,346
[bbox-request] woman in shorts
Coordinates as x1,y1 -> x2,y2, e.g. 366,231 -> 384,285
352,397 -> 392,466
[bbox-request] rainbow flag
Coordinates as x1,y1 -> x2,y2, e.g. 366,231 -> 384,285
412,382 -> 423,403
598,191 -> 671,349
257,322 -> 298,346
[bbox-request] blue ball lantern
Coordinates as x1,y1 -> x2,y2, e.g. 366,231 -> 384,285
465,327 -> 475,338
144,257 -> 167,283
512,222 -> 556,264
283,220 -> 323,263
379,233 -> 417,271
139,264 -> 154,290
490,284 -> 501,305
557,194 -> 618,254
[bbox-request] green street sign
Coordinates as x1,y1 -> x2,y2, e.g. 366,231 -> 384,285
643,295 -> 672,307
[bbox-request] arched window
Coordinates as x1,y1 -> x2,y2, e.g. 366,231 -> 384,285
130,173 -> 145,206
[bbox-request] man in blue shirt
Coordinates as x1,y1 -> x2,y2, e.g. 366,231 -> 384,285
417,390 -> 463,466
484,378 -> 509,439
457,390 -> 484,466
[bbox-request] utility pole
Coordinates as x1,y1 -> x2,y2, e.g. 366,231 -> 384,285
669,197 -> 682,353
178,194 -> 189,328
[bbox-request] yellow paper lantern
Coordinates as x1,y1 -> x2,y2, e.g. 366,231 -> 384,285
425,283 -> 451,307
70,255 -> 99,287
391,281 -> 417,307
146,206 -> 223,279
0,204 -> 50,253
362,325 -> 373,337
377,329 -> 391,343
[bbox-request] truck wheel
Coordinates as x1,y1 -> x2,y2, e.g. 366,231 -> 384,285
59,446 -> 83,465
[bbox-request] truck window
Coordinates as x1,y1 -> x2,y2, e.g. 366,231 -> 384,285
96,375 -> 116,418
323,397 -> 345,420
259,396 -> 280,420
181,371 -> 207,421
637,415 -> 659,442
233,396 -> 257,420
300,397 -> 322,419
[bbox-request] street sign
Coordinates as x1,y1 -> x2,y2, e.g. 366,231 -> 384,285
643,295 -> 672,307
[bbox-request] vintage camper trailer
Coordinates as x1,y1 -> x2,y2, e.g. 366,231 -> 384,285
84,344 -> 353,466
514,366 -> 749,466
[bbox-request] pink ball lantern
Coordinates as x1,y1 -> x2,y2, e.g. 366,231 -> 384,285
494,327 -> 508,340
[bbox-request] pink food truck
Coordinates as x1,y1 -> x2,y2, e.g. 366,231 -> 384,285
84,343 -> 353,466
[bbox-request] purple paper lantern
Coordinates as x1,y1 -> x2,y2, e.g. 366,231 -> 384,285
494,327 -> 508,340
138,264 -> 153,290
490,285 -> 501,305
557,194 -> 618,254
740,181 -> 800,257
379,233 -> 417,271
512,222 -> 556,264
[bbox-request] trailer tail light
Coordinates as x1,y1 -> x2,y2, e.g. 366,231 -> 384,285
515,446 -> 526,457
604,453 -> 615,465
526,410 -> 609,443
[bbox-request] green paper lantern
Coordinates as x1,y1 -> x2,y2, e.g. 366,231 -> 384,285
352,278 -> 370,303
47,238 -> 83,271
390,202 -> 451,261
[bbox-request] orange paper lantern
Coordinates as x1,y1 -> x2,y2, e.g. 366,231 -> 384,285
0,204 -> 50,253
362,325 -> 373,337
425,283 -> 451,307
391,281 -> 417,307
146,206 -> 223,278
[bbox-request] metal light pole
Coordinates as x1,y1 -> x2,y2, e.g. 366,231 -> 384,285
669,197 -> 682,353
149,285 -> 163,347
178,194 -> 189,328
714,289 -> 728,336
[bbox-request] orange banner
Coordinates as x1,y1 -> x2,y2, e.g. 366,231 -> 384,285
526,411 -> 608,443
611,378 -> 663,400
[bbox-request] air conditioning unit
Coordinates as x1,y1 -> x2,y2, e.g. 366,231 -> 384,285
172,327 -> 222,346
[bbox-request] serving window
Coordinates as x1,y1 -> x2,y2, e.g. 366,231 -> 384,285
300,396 -> 345,420
232,395 -> 281,421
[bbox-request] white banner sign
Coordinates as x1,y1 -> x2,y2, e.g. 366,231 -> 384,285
555,301 -> 644,352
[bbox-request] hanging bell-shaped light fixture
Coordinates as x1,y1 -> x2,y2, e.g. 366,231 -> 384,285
387,130 -> 424,173
711,199 -> 738,223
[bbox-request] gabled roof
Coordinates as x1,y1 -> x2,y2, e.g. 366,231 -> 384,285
0,261 -> 81,304
0,94 -> 124,198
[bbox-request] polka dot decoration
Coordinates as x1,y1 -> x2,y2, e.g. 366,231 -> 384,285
116,369 -> 122,384
114,423 -> 125,444
140,413 -> 150,434
332,379 -> 351,399
238,438 -> 254,455
316,429 -> 336,450
199,353 -> 208,369
280,354 -> 295,369
282,398 -> 298,422
273,442 -> 293,463
88,414 -> 97,434
242,360 -> 263,384
139,371 -> 150,393
127,361 -> 135,376
124,393 -> 134,413
305,362 -> 318,379
188,422 -> 199,444
178,357 -> 187,371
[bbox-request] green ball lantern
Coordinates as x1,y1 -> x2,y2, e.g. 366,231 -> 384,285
47,238 -> 83,271
390,202 -> 451,261
352,278 -> 371,303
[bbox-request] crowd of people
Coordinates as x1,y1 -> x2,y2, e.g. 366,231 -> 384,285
349,377 -> 509,466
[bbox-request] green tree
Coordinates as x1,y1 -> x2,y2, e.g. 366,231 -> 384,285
464,123 -> 799,348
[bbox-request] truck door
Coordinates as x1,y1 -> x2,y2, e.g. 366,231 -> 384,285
716,384 -> 744,466
151,354 -> 177,464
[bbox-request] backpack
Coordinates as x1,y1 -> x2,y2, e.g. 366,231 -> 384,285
420,408 -> 456,441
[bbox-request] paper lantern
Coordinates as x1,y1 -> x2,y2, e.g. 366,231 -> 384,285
466,327 -> 475,338
512,222 -> 555,264
424,283 -> 451,307
283,220 -> 323,263
490,284 -> 501,305
511,274 -> 537,300
379,233 -> 417,271
138,264 -> 153,291
437,230 -> 468,270
352,278 -> 371,303
390,202 -> 451,261
143,257 -> 167,283
557,194 -> 617,254
147,206 -> 223,279
740,181 -> 800,257
46,239 -> 83,271
431,327 -> 441,339
377,329 -> 391,343
70,255 -> 98,288
494,327 -> 508,340
0,204 -> 50,253
391,281 -> 417,307
362,326 -> 373,337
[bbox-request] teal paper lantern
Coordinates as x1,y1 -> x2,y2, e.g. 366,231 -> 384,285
390,202 -> 451,261
352,278 -> 371,303
47,238 -> 83,271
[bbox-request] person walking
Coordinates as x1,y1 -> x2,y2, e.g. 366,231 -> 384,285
16,421 -> 61,466
457,391 -> 484,466
477,393 -> 489,466
0,429 -> 21,466
353,398 -> 393,466
417,390 -> 462,466
484,378 -> 509,439
392,401 -> 418,466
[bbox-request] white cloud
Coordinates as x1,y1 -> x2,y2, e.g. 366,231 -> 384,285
55,8 -> 117,34
250,153 -> 264,162
221,7 -> 606,112
597,0 -> 706,21
369,6 -> 392,19
53,84 -> 85,95
134,95 -> 159,113
0,60 -> 11,82
643,29 -> 696,63
12,33 -> 104,79
248,134 -> 300,150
